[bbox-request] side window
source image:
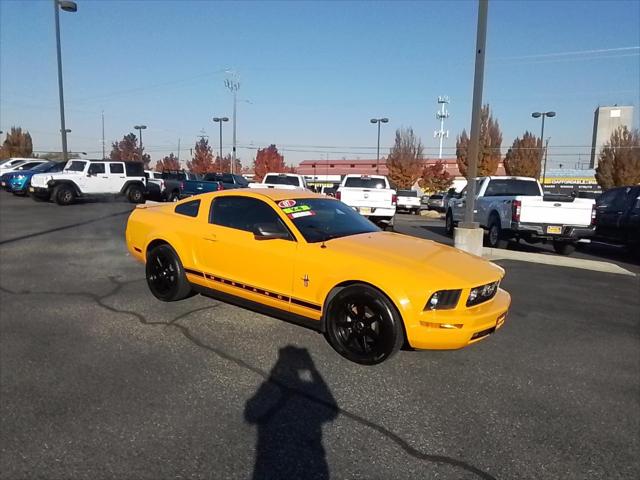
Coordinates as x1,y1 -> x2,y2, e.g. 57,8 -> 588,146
109,163 -> 124,174
209,196 -> 289,236
124,162 -> 144,177
597,189 -> 617,207
221,174 -> 234,184
88,163 -> 106,175
175,199 -> 200,218
610,189 -> 630,211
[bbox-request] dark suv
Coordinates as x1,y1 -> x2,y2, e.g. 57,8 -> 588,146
594,186 -> 640,254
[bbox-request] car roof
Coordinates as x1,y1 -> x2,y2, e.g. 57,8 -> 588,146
195,188 -> 322,202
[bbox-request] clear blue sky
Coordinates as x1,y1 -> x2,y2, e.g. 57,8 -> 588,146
1,0 -> 639,169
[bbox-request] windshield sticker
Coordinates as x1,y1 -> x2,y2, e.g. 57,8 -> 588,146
282,205 -> 311,214
278,199 -> 296,208
288,210 -> 316,219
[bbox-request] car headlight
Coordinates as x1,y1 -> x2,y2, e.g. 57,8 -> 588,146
425,289 -> 461,310
466,281 -> 499,307
15,175 -> 26,180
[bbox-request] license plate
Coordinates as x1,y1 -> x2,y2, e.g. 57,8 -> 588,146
547,225 -> 562,234
359,207 -> 372,215
0,182 -> 5,187
29,187 -> 34,192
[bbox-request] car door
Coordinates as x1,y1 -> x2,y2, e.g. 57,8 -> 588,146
83,162 -> 111,193
108,162 -> 128,191
596,188 -> 629,240
194,195 -> 297,312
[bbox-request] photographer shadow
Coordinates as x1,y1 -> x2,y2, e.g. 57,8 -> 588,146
244,346 -> 338,480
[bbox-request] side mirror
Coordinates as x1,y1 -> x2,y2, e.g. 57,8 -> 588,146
253,223 -> 290,241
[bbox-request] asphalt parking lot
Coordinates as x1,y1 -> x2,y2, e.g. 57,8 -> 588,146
1,194 -> 639,480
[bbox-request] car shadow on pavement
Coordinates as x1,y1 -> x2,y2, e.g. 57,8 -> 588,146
244,346 -> 337,480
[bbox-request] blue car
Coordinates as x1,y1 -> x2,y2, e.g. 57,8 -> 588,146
1,161 -> 65,195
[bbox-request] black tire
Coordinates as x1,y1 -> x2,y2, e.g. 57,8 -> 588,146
145,244 -> 194,302
324,284 -> 404,365
486,215 -> 509,249
53,184 -> 75,206
445,210 -> 454,236
127,185 -> 144,204
553,241 -> 576,256
413,209 -> 420,215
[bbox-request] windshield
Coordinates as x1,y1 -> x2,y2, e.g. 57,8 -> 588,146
278,198 -> 379,243
31,162 -> 56,173
343,177 -> 387,189
264,175 -> 300,186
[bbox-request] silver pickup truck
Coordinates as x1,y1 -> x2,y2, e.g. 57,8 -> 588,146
445,176 -> 595,255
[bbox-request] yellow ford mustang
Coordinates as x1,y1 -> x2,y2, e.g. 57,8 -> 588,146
126,189 -> 510,364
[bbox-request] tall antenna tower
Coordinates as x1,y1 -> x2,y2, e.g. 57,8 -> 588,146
434,96 -> 450,159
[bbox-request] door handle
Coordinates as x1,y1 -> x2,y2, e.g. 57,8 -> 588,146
203,235 -> 217,242
101,176 -> 109,178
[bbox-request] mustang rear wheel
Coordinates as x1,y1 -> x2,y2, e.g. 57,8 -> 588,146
146,244 -> 194,301
324,284 -> 404,365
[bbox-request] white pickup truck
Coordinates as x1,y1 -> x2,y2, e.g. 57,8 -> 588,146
396,189 -> 421,215
336,174 -> 397,229
249,173 -> 308,191
445,176 -> 595,255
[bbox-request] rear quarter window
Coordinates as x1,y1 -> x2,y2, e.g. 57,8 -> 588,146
125,162 -> 144,177
174,199 -> 200,217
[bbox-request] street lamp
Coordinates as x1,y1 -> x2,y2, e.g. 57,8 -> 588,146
370,117 -> 389,174
53,0 -> 77,163
134,125 -> 147,163
212,117 -> 229,168
531,111 -> 556,186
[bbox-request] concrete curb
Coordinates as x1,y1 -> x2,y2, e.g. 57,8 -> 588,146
483,248 -> 636,277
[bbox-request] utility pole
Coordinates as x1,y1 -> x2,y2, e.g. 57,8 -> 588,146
455,0 -> 488,256
225,72 -> 240,175
101,110 -> 105,159
434,96 -> 450,159
177,138 -> 181,164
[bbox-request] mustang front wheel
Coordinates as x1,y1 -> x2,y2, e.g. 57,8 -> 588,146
324,284 -> 404,365
146,244 -> 194,301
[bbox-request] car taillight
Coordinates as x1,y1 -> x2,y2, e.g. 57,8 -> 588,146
512,200 -> 521,222
336,191 -> 341,200
591,204 -> 596,226
392,194 -> 397,206
219,182 -> 224,190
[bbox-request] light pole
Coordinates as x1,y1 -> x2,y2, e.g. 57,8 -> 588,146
53,0 -> 77,163
370,117 -> 389,174
212,117 -> 229,168
224,73 -> 240,174
134,125 -> 147,163
532,111 -> 555,186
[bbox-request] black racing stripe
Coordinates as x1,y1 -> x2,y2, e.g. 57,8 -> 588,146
184,268 -> 205,277
201,271 -> 321,310
291,297 -> 322,311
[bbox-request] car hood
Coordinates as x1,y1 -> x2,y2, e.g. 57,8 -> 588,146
325,231 -> 504,287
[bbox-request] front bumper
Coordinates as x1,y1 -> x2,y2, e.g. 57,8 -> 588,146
29,186 -> 51,197
510,222 -> 595,240
405,289 -> 511,350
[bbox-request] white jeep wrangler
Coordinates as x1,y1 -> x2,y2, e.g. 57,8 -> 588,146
30,160 -> 147,205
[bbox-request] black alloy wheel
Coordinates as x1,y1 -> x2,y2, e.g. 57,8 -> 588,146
324,284 -> 404,365
145,244 -> 194,301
